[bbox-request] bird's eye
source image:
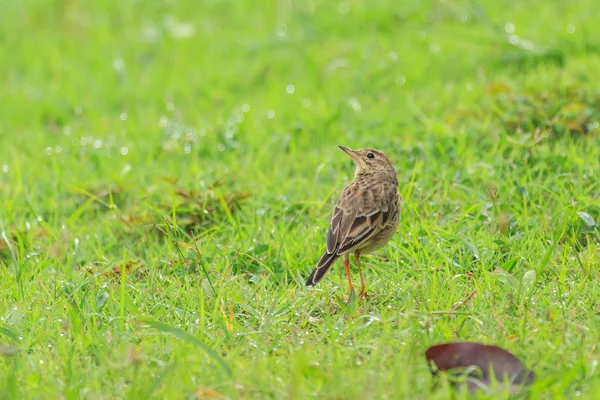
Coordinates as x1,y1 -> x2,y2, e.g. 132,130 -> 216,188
367,153 -> 375,159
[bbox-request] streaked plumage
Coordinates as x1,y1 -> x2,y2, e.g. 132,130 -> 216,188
306,146 -> 402,299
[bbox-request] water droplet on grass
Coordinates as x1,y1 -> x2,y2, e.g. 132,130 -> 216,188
286,84 -> 295,94
75,107 -> 82,115
388,52 -> 398,61
266,110 -> 275,119
395,75 -> 406,86
348,97 -> 362,112
338,2 -> 350,14
567,24 -> 576,33
112,57 -> 125,72
302,98 -> 311,108
120,147 -> 129,155
120,112 -> 128,121
170,21 -> 196,39
275,23 -> 287,38
141,23 -> 159,42
360,47 -> 371,59
224,129 -> 235,140
505,22 -> 515,33
2,165 -> 8,173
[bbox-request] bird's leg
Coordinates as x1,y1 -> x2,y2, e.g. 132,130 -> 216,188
343,254 -> 354,297
355,250 -> 367,299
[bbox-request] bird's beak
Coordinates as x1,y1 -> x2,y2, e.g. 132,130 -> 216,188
338,145 -> 359,160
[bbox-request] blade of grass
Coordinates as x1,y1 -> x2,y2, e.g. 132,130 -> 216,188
141,318 -> 232,376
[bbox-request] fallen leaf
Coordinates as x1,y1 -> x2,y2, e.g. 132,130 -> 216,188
425,342 -> 535,395
195,388 -> 223,399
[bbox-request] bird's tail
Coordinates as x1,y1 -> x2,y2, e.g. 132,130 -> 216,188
306,252 -> 339,286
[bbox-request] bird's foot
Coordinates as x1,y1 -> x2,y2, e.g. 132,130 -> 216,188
359,291 -> 379,301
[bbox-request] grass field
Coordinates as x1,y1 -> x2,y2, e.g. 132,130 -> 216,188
1,0 -> 600,398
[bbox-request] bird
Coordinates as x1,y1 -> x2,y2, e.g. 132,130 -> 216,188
306,145 -> 402,299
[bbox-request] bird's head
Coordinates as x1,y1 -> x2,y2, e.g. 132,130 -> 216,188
338,145 -> 396,177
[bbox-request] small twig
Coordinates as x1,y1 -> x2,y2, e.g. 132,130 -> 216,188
159,217 -> 189,266
192,238 -> 216,294
450,290 -> 478,313
225,249 -> 240,276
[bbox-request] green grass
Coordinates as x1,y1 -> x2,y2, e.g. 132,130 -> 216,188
1,0 -> 600,398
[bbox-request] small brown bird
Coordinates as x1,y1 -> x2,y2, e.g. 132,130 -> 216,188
306,145 -> 402,299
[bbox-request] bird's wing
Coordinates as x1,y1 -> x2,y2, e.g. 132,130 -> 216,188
326,206 -> 345,254
335,207 -> 391,254
326,183 -> 393,255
